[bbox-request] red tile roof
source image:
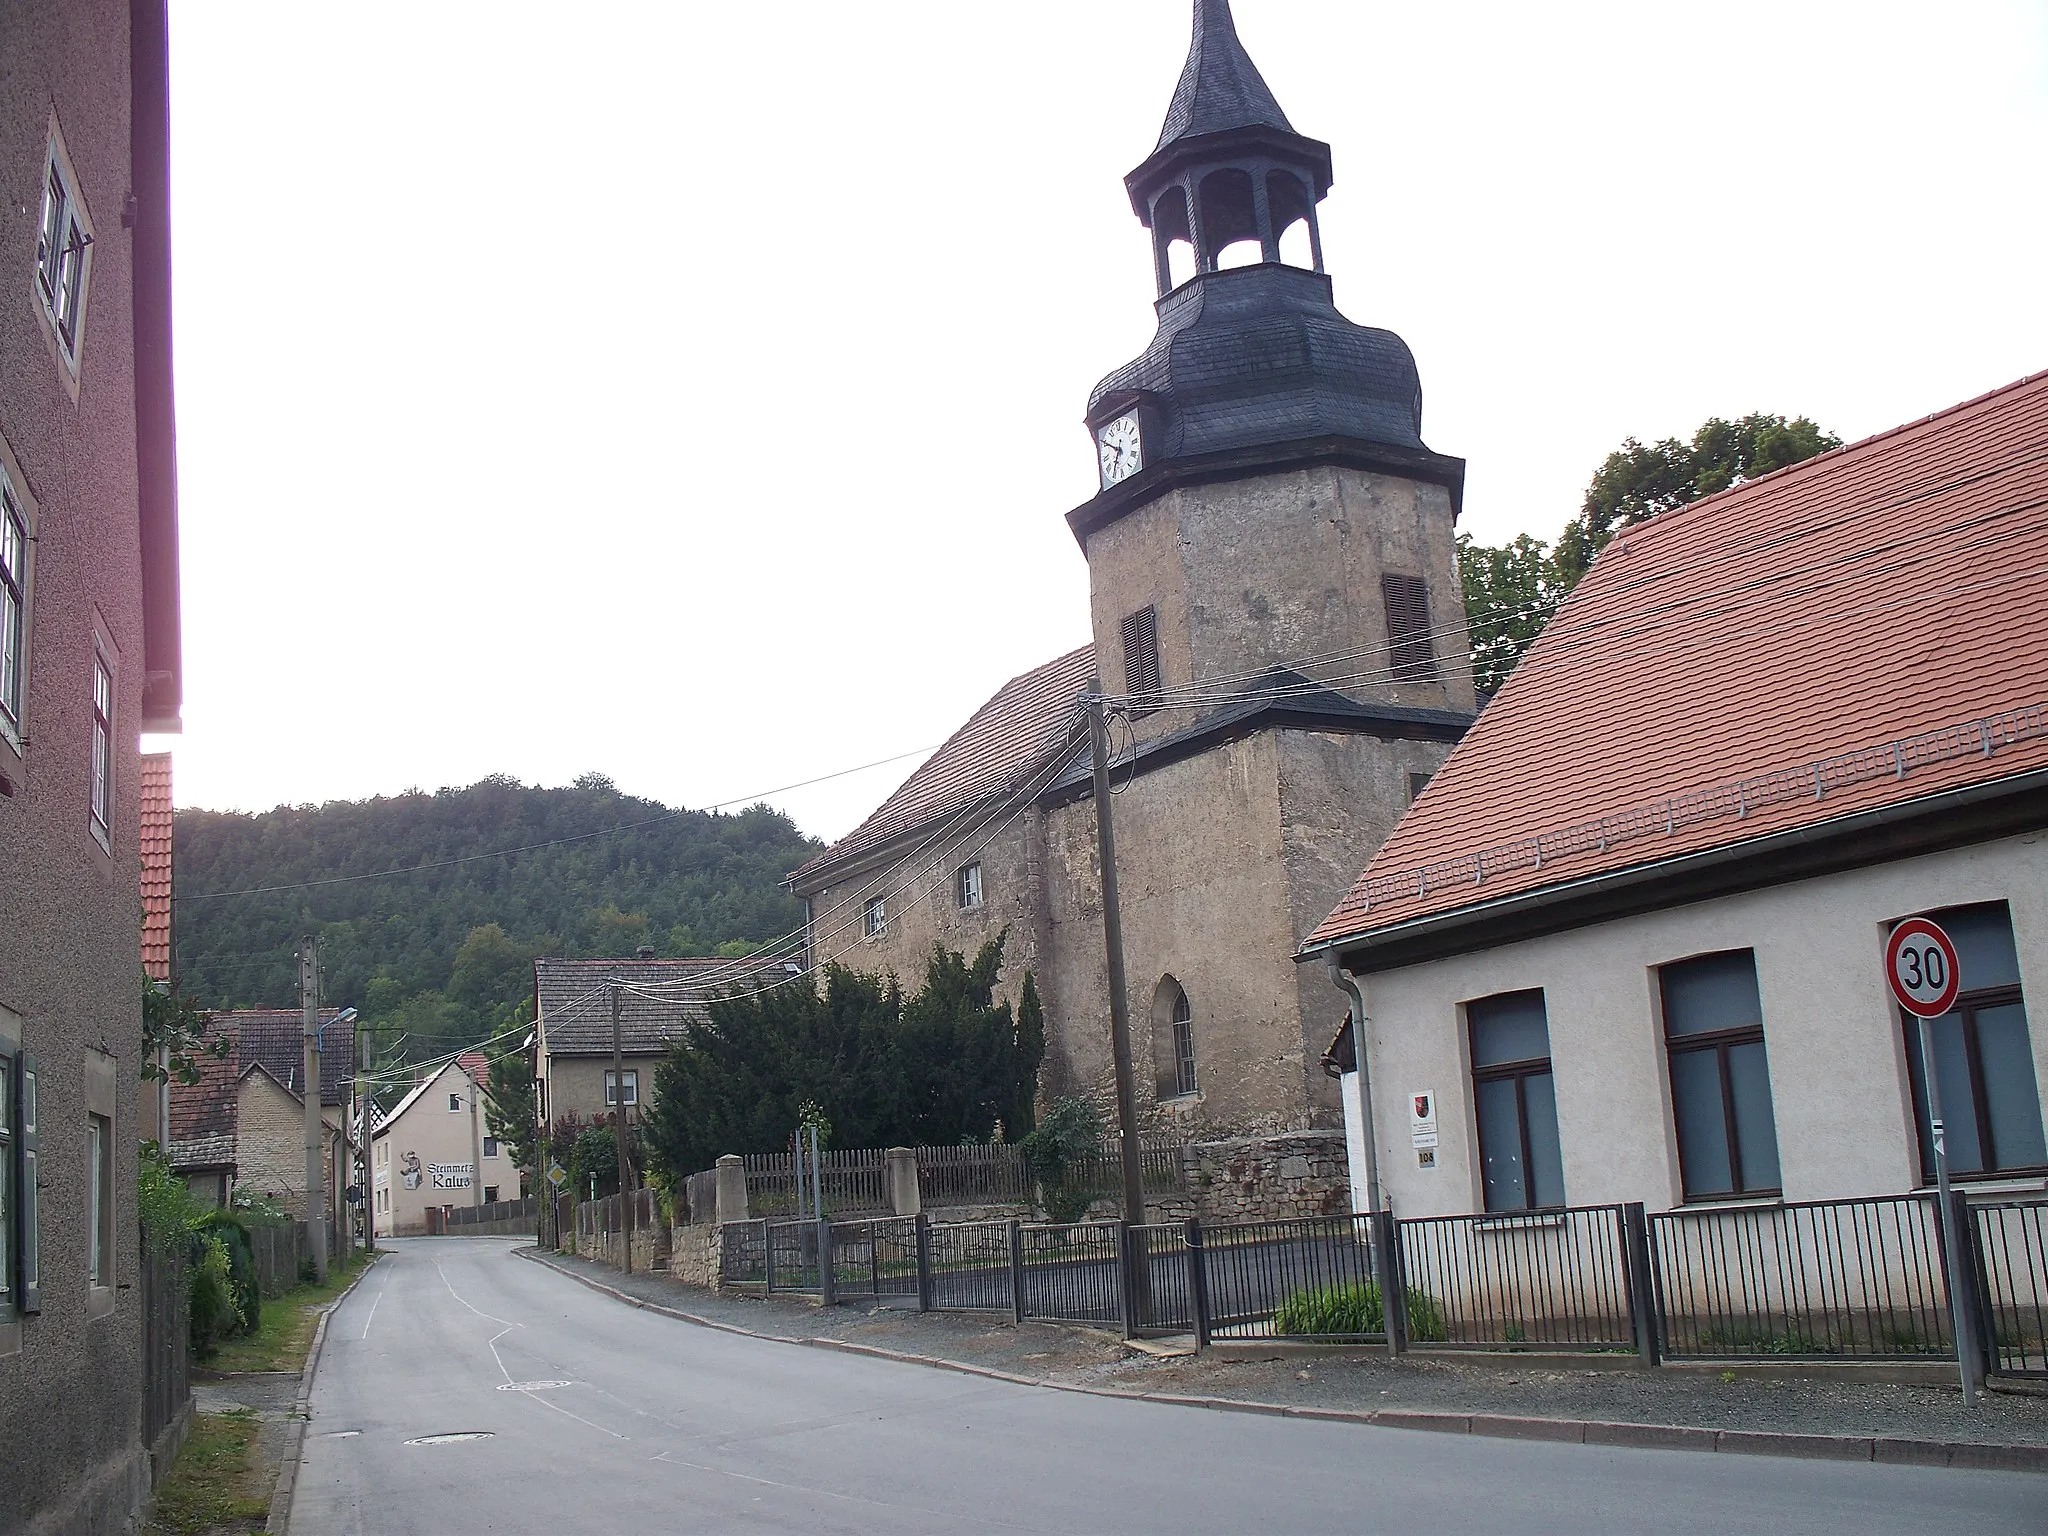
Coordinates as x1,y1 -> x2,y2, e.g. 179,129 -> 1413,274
790,644 -> 1096,886
1307,371 -> 2048,951
166,1017 -> 240,1169
141,752 -> 172,981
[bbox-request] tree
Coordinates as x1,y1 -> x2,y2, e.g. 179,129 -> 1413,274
1460,413 -> 1841,691
485,1034 -> 539,1177
448,923 -> 536,1015
640,936 -> 1045,1182
140,970 -> 228,1086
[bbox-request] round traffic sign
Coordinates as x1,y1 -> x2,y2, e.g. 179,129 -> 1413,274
1886,918 -> 1961,1018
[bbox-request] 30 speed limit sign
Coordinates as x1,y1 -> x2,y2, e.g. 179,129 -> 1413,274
1886,917 -> 1961,1018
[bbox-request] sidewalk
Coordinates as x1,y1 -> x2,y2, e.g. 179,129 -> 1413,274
520,1246 -> 2048,1469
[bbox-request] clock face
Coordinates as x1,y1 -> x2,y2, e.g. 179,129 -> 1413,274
1097,412 -> 1143,488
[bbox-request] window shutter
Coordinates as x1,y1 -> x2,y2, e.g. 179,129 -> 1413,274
19,1051 -> 38,1314
1121,606 -> 1161,715
1381,575 -> 1434,683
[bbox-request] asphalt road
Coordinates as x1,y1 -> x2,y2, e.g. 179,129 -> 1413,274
291,1238 -> 2043,1536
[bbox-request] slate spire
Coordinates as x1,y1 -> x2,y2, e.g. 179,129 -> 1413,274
1154,0 -> 1294,152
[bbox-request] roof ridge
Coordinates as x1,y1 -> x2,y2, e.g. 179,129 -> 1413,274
1611,369 -> 2048,553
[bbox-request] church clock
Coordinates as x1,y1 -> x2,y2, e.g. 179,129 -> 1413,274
1097,411 -> 1143,488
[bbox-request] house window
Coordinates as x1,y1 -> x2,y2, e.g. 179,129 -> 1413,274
90,651 -> 112,838
1407,770 -> 1433,804
1661,949 -> 1782,1199
0,1053 -> 12,1319
1468,990 -> 1565,1212
1121,605 -> 1161,715
1171,988 -> 1198,1098
1382,574 -> 1434,683
864,898 -> 886,938
956,863 -> 983,910
88,1112 -> 113,1288
605,1071 -> 637,1108
35,142 -> 92,363
447,1093 -> 462,1112
482,1137 -> 500,1159
1902,903 -> 2045,1181
1,478 -> 27,735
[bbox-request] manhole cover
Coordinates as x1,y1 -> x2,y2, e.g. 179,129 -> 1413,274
404,1432 -> 495,1446
496,1381 -> 572,1392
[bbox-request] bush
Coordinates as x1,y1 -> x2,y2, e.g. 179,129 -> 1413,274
1272,1280 -> 1446,1341
188,1233 -> 238,1358
195,1210 -> 261,1335
1020,1097 -> 1102,1224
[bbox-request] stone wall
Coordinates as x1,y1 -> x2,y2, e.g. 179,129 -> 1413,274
1183,1130 -> 1351,1221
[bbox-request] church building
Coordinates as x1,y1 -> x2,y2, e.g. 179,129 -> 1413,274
791,0 -> 1477,1137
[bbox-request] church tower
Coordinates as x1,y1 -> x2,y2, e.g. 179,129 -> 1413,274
1071,0 -> 1477,736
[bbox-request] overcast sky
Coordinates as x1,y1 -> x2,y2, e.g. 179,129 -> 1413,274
153,0 -> 2048,843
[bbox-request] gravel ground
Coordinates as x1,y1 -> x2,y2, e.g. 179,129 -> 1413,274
521,1246 -> 2048,1448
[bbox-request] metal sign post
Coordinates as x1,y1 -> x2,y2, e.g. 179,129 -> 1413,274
1885,917 -> 1979,1406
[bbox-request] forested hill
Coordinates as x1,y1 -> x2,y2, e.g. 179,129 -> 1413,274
173,773 -> 822,1064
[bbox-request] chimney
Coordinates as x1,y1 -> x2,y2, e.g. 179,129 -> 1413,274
635,945 -> 655,961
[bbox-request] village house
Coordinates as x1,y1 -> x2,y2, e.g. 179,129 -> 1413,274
163,1011 -> 355,1229
1305,373 -> 2048,1219
791,0 -> 1474,1141
532,951 -> 794,1129
370,1054 -> 524,1237
0,1 -> 187,1528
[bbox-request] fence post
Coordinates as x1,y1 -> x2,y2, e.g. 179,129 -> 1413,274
1185,1218 -> 1211,1350
1114,1223 -> 1135,1341
1372,1208 -> 1408,1355
1008,1219 -> 1025,1327
818,1218 -> 837,1306
764,1221 -> 776,1293
915,1213 -> 933,1313
1620,1202 -> 1661,1369
1945,1189 -> 1990,1394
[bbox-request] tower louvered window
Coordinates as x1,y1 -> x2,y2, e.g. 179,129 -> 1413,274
1121,605 -> 1161,716
1382,575 -> 1434,683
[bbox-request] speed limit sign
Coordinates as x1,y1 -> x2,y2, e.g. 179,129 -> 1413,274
1886,917 -> 1961,1018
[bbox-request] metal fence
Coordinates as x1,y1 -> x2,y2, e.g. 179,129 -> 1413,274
1970,1198 -> 2048,1378
1649,1193 -> 1950,1360
1400,1205 -> 1637,1351
1019,1222 -> 1126,1327
1203,1217 -> 1384,1342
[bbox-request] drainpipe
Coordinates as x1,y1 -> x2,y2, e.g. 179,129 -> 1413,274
1327,962 -> 1383,1215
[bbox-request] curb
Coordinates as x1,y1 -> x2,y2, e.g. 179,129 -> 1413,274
268,1254 -> 381,1535
513,1248 -> 2048,1476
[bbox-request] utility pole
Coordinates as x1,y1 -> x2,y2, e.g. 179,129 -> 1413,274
359,1022 -> 375,1253
609,977 -> 632,1274
1087,696 -> 1147,1226
300,936 -> 328,1284
470,1072 -> 484,1209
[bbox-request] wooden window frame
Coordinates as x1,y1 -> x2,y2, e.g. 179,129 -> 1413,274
604,1070 -> 638,1108
1467,991 -> 1561,1213
864,897 -> 885,938
1171,988 -> 1197,1098
1660,952 -> 1781,1201
0,475 -> 28,740
956,862 -> 982,911
89,645 -> 113,843
1904,983 -> 2045,1183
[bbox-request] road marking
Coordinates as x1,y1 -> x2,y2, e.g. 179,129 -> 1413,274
432,1258 -> 519,1329
359,1287 -> 385,1340
404,1432 -> 495,1446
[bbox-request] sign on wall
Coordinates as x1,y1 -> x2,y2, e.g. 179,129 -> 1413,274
1410,1090 -> 1438,1169
429,1162 -> 474,1190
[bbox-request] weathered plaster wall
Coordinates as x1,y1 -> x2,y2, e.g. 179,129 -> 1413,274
1357,832 -> 2048,1219
543,1053 -> 665,1129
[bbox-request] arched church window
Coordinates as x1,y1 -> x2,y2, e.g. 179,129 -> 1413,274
1172,987 -> 1198,1097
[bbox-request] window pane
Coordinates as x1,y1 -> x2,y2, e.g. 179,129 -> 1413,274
1726,1040 -> 1782,1191
1976,1002 -> 2047,1171
1522,1070 -> 1566,1208
89,1118 -> 103,1285
1475,1076 -> 1527,1211
1662,950 -> 1762,1038
1906,1014 -> 1985,1176
1924,903 -> 2022,993
1670,1046 -> 1734,1196
1469,991 -> 1549,1067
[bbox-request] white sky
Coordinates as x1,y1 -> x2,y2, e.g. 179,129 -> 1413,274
153,1 -> 2048,844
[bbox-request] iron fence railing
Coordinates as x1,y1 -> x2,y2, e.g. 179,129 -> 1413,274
1968,1198 -> 2048,1378
827,1218 -> 922,1302
1649,1193 -> 1950,1360
924,1220 -> 1018,1313
1400,1204 -> 1637,1350
1018,1222 -> 1126,1327
721,1218 -> 768,1288
1202,1216 -> 1384,1342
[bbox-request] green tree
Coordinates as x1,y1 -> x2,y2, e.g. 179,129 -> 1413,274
485,1030 -> 539,1177
640,937 -> 1044,1181
448,923 -> 537,1015
1460,413 -> 1841,691
141,970 -> 228,1085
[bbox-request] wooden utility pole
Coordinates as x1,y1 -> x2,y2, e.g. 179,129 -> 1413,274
1087,696 -> 1147,1226
359,1023 -> 375,1253
609,977 -> 632,1273
300,936 -> 328,1283
469,1073 -> 484,1209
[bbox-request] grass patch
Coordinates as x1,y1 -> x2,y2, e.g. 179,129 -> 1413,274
147,1411 -> 270,1533
1272,1280 -> 1448,1342
207,1249 -> 376,1376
